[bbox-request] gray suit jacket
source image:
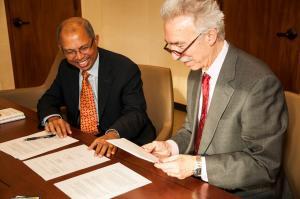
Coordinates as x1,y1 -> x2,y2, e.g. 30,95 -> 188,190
172,45 -> 288,196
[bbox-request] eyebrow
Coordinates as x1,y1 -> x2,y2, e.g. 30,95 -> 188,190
165,40 -> 185,46
63,42 -> 90,51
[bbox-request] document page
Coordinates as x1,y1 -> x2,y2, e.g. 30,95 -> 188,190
0,131 -> 78,160
24,145 -> 109,180
107,138 -> 158,163
55,162 -> 151,199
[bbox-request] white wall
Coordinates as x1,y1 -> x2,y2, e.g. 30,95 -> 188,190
0,0 -> 14,90
82,0 -> 189,104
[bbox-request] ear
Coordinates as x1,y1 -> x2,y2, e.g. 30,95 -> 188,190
207,28 -> 218,46
58,44 -> 63,51
95,35 -> 100,46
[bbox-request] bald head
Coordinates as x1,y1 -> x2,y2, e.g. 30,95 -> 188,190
56,17 -> 95,44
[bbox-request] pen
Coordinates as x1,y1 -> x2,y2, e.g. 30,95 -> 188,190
12,196 -> 40,199
24,134 -> 56,141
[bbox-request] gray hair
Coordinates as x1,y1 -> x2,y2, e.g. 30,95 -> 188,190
56,17 -> 95,43
160,0 -> 225,39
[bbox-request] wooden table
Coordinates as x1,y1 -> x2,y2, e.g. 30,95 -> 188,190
0,98 -> 238,199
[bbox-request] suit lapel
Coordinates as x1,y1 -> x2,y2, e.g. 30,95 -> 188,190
200,45 -> 237,154
185,70 -> 202,153
68,64 -> 80,111
97,49 -> 113,117
191,73 -> 202,135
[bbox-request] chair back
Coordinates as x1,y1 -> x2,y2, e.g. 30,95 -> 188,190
0,51 -> 64,110
284,91 -> 300,197
138,64 -> 174,141
43,51 -> 64,87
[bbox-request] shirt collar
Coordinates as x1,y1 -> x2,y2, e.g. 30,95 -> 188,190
203,40 -> 229,79
81,53 -> 99,77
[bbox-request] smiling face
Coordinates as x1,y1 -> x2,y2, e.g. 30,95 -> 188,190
164,15 -> 218,71
59,24 -> 99,71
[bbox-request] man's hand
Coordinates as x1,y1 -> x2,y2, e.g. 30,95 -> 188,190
88,131 -> 119,158
154,155 -> 196,179
45,116 -> 72,138
142,141 -> 172,159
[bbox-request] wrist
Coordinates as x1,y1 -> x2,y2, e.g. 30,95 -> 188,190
42,114 -> 61,126
47,115 -> 61,123
105,129 -> 120,138
193,155 -> 202,177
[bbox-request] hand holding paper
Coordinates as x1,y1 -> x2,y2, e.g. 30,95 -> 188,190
107,138 -> 159,163
142,141 -> 172,159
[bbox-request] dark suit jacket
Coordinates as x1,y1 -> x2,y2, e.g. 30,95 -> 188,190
38,48 -> 156,145
172,45 -> 288,197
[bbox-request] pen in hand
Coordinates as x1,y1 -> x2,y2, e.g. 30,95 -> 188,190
24,134 -> 56,141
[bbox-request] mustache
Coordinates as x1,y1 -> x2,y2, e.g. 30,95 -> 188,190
178,56 -> 193,63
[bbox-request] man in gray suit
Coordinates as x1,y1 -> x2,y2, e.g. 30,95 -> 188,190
143,0 -> 288,198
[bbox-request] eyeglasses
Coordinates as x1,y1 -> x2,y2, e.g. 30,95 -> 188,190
62,38 -> 95,58
163,33 -> 202,58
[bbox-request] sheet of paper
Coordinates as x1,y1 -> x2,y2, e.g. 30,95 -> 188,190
24,145 -> 109,180
55,162 -> 151,199
107,138 -> 158,163
0,131 -> 78,160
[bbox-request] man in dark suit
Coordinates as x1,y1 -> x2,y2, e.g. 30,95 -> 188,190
38,17 -> 155,157
143,0 -> 288,198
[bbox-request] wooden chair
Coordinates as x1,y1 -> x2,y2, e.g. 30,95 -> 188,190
284,91 -> 300,198
0,51 -> 64,111
138,64 -> 174,141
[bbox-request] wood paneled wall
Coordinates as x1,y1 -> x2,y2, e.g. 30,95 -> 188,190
219,0 -> 300,92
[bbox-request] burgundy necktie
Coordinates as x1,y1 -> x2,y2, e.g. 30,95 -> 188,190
194,73 -> 211,154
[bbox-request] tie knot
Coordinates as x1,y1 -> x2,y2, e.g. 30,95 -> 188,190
202,73 -> 211,83
82,71 -> 90,80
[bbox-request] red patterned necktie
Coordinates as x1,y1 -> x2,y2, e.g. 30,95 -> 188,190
194,73 -> 211,154
80,71 -> 98,133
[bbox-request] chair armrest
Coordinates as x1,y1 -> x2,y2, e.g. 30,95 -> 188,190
0,86 -> 47,111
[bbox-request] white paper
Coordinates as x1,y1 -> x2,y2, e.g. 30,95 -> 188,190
0,131 -> 78,160
55,163 -> 151,199
24,145 -> 109,180
107,138 -> 158,163
0,108 -> 25,124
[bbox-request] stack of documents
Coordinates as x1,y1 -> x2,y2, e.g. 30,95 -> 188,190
0,131 -> 78,160
0,108 -> 25,124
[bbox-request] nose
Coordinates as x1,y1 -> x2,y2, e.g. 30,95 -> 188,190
74,51 -> 85,60
171,52 -> 181,60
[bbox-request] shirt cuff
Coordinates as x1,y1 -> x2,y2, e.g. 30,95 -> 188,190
201,156 -> 208,182
42,114 -> 61,126
166,140 -> 179,155
105,129 -> 120,138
